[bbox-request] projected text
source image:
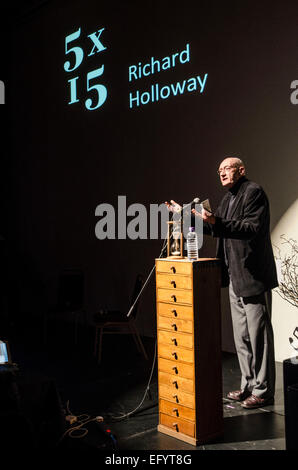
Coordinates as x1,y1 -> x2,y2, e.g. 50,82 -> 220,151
128,44 -> 208,109
64,27 -> 107,110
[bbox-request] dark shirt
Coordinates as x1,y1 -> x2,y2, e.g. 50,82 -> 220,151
223,177 -> 244,268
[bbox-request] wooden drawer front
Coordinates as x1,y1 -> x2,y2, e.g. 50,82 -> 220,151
160,413 -> 195,438
159,383 -> 195,408
157,314 -> 193,334
156,260 -> 193,275
158,330 -> 193,349
158,357 -> 194,379
156,273 -> 192,290
157,303 -> 193,321
158,343 -> 194,364
159,371 -> 194,393
157,288 -> 193,305
160,399 -> 195,422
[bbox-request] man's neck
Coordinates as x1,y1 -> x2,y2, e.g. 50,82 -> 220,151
229,176 -> 246,195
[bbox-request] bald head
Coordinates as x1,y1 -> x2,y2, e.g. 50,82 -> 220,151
218,157 -> 246,188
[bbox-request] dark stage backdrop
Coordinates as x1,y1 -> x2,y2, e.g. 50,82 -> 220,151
2,0 -> 298,347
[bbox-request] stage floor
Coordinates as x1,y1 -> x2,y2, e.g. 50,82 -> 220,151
6,318 -> 286,453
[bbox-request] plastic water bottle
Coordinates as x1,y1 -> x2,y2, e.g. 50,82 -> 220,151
187,227 -> 198,260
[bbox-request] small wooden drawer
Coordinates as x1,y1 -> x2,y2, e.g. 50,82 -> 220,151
160,399 -> 196,421
157,314 -> 193,334
158,343 -> 194,364
157,288 -> 193,305
156,273 -> 192,290
157,303 -> 193,321
156,260 -> 193,275
158,357 -> 194,379
160,413 -> 195,437
158,330 -> 193,349
159,383 -> 195,408
159,370 -> 194,393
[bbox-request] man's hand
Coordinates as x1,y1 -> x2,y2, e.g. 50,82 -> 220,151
192,207 -> 216,225
165,200 -> 182,213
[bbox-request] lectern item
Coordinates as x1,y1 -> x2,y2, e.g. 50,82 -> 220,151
155,258 -> 223,445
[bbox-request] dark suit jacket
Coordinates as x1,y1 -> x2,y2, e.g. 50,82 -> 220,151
205,177 -> 278,297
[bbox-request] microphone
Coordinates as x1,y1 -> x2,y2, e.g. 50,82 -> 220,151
181,198 -> 201,218
184,197 -> 200,209
169,197 -> 200,213
179,197 -> 200,213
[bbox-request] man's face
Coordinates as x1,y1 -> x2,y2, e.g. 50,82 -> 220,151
218,158 -> 245,188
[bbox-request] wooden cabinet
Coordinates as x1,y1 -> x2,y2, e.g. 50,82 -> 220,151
156,258 -> 223,446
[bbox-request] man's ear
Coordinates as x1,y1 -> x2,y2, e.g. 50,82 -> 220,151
239,166 -> 245,176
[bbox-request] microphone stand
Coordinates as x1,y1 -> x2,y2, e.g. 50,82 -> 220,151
126,237 -> 168,318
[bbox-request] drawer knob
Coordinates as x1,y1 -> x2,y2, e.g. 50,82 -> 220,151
173,408 -> 179,416
172,394 -> 179,403
171,338 -> 177,346
172,423 -> 179,431
171,309 -> 178,317
171,295 -> 177,302
172,366 -> 178,374
171,281 -> 176,288
172,380 -> 178,388
170,266 -> 176,273
172,352 -> 177,360
171,324 -> 177,331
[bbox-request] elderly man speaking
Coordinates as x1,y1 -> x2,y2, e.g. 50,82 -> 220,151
166,156 -> 278,409
193,156 -> 278,408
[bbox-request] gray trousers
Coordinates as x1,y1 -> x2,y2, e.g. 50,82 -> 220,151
229,282 -> 276,399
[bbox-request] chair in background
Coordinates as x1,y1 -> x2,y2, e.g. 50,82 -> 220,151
43,269 -> 85,345
93,274 -> 148,364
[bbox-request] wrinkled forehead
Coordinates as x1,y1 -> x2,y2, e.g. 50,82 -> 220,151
219,157 -> 240,169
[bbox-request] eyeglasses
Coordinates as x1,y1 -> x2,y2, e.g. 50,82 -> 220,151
217,165 -> 237,175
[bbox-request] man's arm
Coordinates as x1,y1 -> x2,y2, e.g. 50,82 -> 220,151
193,188 -> 268,240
